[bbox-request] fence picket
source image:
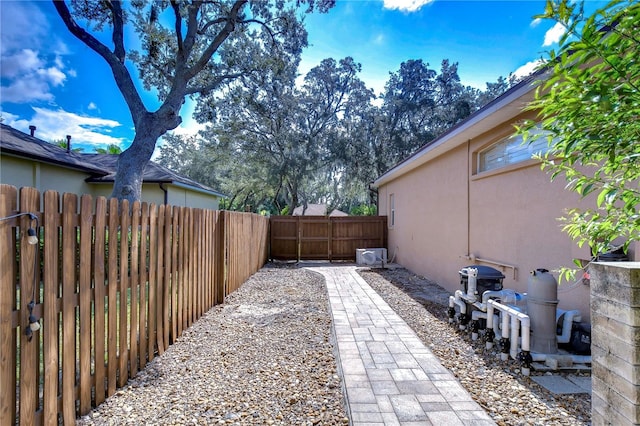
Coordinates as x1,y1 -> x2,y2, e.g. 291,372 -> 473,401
107,198 -> 119,397
18,187 -> 39,426
93,197 -> 107,406
0,185 -> 17,426
155,205 -> 165,355
162,206 -> 171,348
138,202 -> 149,369
195,209 -> 202,319
130,201 -> 140,377
177,207 -> 185,336
79,194 -> 93,413
42,190 -> 60,425
118,200 -> 130,388
61,193 -> 78,424
186,209 -> 193,327
147,205 -> 157,363
171,207 -> 179,342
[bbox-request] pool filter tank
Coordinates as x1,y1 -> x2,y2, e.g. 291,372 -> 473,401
527,269 -> 559,354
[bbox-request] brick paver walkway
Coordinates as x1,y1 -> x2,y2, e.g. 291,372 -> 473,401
305,265 -> 495,426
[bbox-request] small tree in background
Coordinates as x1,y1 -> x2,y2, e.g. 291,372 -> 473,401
95,144 -> 123,154
520,0 -> 639,275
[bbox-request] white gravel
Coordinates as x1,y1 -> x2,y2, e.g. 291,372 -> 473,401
77,265 -> 348,425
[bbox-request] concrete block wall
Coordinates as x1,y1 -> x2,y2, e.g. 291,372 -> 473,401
591,262 -> 640,425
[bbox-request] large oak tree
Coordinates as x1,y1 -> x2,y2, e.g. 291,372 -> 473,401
53,0 -> 333,202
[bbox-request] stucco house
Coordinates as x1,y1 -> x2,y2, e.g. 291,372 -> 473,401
0,123 -> 225,209
372,73 -> 638,322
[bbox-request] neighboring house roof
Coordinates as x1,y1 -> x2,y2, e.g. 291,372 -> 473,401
82,154 -> 226,198
372,70 -> 546,188
0,123 -> 225,198
329,209 -> 349,217
292,203 -> 327,216
0,123 -> 108,175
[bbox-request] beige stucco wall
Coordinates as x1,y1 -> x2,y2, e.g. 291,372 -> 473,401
378,112 -> 611,322
1,156 -> 94,196
167,187 -> 220,210
83,183 -> 166,206
1,156 -> 220,210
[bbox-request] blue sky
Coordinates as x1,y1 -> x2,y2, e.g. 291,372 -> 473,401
0,1 -> 605,154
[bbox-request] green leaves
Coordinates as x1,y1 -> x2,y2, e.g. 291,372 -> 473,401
521,0 -> 640,265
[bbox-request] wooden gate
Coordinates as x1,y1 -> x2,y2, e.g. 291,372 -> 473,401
270,215 -> 387,261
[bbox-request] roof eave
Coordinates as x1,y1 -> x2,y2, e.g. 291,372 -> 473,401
372,75 -> 543,188
1,148 -> 109,176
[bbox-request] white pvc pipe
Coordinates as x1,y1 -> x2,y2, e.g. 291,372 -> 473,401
486,303 -> 496,349
556,310 -> 582,344
488,299 -> 531,360
466,267 -> 478,301
531,353 -> 592,364
449,291 -> 468,328
471,310 -> 487,340
485,300 -> 590,371
472,290 -> 513,312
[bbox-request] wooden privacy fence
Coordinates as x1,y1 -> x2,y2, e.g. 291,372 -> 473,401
0,184 -> 269,425
270,215 -> 387,261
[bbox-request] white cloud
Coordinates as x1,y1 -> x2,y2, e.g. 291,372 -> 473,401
0,2 -> 49,55
37,67 -> 67,86
1,78 -> 55,103
382,0 -> 435,12
0,110 -> 20,123
3,107 -> 124,148
373,33 -> 385,45
513,59 -> 546,79
530,18 -> 542,28
0,2 -> 71,104
543,22 -> 566,46
0,49 -> 43,78
88,102 -> 98,111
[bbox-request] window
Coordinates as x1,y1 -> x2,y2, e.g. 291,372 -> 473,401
389,193 -> 395,227
478,129 -> 551,173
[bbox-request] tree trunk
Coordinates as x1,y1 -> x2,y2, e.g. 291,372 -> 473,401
110,105 -> 180,203
111,130 -> 159,203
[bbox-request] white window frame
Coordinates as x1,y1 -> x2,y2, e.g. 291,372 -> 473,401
477,128 -> 551,174
389,193 -> 395,228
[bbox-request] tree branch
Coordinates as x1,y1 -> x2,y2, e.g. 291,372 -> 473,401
170,0 -> 184,53
184,72 -> 245,95
186,0 -> 247,80
52,0 -> 147,124
105,1 -> 126,62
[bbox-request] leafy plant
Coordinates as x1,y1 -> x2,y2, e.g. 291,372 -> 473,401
519,0 -> 640,277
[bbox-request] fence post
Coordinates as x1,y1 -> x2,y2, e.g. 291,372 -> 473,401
591,262 -> 640,425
